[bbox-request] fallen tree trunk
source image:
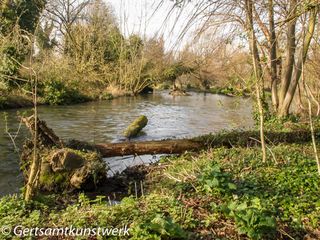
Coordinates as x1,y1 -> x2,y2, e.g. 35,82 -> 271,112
22,115 -> 63,148
95,139 -> 203,157
23,115 -> 319,159
92,128 -> 319,157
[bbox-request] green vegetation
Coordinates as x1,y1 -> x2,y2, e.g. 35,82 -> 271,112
41,80 -> 89,105
1,0 -> 320,239
1,141 -> 319,239
0,0 -> 172,110
209,86 -> 250,97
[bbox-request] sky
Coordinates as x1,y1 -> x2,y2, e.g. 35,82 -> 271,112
105,0 -> 198,51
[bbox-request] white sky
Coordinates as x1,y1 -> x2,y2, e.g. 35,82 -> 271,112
105,0 -> 198,51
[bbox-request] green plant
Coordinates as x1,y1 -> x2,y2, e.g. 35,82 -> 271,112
43,80 -> 88,105
225,198 -> 276,240
131,214 -> 188,239
198,161 -> 237,196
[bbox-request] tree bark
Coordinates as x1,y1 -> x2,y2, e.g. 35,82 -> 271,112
268,0 -> 279,109
245,0 -> 267,162
279,0 -> 297,108
279,6 -> 318,117
95,140 -> 203,157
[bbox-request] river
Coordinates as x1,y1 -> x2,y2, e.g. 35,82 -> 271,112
0,92 -> 254,196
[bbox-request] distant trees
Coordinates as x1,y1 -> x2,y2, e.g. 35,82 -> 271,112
0,0 -> 45,34
26,0 -> 169,98
163,62 -> 194,90
0,0 -> 45,87
178,37 -> 251,91
45,0 -> 90,54
171,0 -> 320,117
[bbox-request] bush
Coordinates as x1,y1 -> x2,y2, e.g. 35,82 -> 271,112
43,80 -> 88,105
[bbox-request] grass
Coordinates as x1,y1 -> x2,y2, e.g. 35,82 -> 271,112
0,142 -> 319,239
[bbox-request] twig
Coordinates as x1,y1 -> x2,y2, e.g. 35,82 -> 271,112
249,137 -> 278,164
140,181 -> 144,196
279,229 -> 295,240
163,172 -> 182,182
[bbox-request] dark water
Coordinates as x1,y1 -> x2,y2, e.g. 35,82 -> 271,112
0,92 -> 254,196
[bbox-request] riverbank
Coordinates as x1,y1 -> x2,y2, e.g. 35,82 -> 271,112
0,84 -> 250,111
1,140 -> 319,239
0,90 -> 117,111
0,94 -> 35,110
184,86 -> 250,97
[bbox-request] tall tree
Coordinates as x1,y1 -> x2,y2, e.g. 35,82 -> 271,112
45,0 -> 90,54
0,0 -> 46,34
279,3 -> 318,116
170,0 -> 319,117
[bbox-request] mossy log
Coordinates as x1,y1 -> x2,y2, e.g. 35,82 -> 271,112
21,115 -> 107,192
123,115 -> 148,138
95,139 -> 202,157
94,129 -> 319,157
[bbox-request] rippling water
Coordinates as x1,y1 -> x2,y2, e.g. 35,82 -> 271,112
0,92 -> 254,196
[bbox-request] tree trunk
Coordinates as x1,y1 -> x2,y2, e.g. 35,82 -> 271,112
92,129 -> 319,157
123,115 -> 148,138
245,0 -> 267,162
23,115 -> 64,201
279,0 -> 297,109
279,6 -> 318,117
268,0 -> 279,109
95,140 -> 203,157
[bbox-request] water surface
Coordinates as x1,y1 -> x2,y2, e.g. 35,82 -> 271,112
0,92 -> 254,196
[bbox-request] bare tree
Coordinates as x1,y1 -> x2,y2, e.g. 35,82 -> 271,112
245,0 -> 267,162
279,3 -> 318,116
45,0 -> 90,53
168,0 -> 319,117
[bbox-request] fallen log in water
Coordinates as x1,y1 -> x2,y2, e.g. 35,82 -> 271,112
95,139 -> 203,157
92,128 -> 319,157
23,115 -> 319,160
123,115 -> 148,138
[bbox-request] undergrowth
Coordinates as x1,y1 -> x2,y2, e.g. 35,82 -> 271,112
0,144 -> 319,239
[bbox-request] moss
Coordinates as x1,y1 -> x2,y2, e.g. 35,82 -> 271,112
123,115 -> 148,138
39,171 -> 70,191
21,144 -> 107,192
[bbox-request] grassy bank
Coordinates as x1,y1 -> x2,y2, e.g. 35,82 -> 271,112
0,85 -> 246,111
1,141 -> 319,239
0,94 -> 34,110
0,84 -> 120,111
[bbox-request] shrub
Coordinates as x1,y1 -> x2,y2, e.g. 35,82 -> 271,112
43,80 -> 88,105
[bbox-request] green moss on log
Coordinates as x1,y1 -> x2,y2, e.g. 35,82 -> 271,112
21,145 -> 107,192
123,115 -> 148,138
